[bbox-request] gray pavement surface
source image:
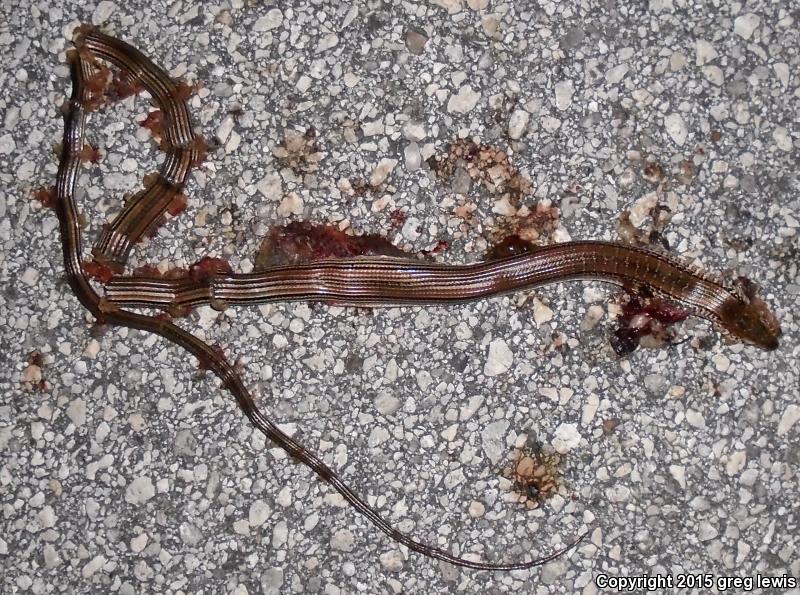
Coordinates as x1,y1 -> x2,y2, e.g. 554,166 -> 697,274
1,1 -> 798,593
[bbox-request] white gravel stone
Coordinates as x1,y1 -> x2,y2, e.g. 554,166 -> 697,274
726,450 -> 746,475
695,40 -> 717,65
484,338 -> 513,376
375,393 -> 401,415
702,65 -> 724,86
82,555 -> 106,578
130,533 -> 148,553
361,120 -> 384,136
669,465 -> 686,489
605,64 -> 628,84
402,121 -> 427,141
554,80 -> 574,110
507,109 -> 529,139
685,409 -> 705,428
401,216 -> 421,241
773,62 -> 789,87
553,423 -> 581,453
261,568 -> 284,595
739,468 -> 759,487
404,142 -> 421,171
66,398 -> 87,426
664,113 -> 688,146
581,394 -> 599,426
380,550 -> 404,571
38,505 -> 56,528
773,126 -> 793,152
0,133 -> 16,155
370,158 -> 397,186
257,172 -> 283,200
92,1 -> 115,25
254,8 -> 283,31
216,116 -> 234,144
607,485 -> 631,503
271,521 -> 287,546
277,193 -> 303,216
733,13 -> 760,40
532,298 -> 554,325
316,33 -> 339,53
468,500 -> 485,517
480,419 -> 509,464
712,353 -> 730,373
296,75 -> 312,93
777,405 -> 800,436
331,529 -> 355,551
43,544 -> 61,568
368,426 -> 390,447
447,85 -> 481,113
433,0 -> 463,14
698,521 -> 718,541
125,476 -> 155,504
249,500 -> 272,527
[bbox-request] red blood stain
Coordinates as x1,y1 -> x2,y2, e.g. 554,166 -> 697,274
254,221 -> 408,269
82,260 -> 118,284
189,256 -> 233,283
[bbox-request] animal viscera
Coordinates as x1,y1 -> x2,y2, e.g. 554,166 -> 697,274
53,26 -> 780,571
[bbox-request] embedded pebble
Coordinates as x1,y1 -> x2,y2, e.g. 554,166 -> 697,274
726,450 -> 747,475
669,465 -> 686,489
695,40 -> 717,65
254,8 -> 283,31
66,399 -> 87,426
331,529 -> 355,551
277,193 -> 303,217
38,505 -> 56,528
773,127 -> 793,152
554,80 -> 574,110
316,33 -> 338,53
733,13 -> 760,39
468,500 -> 485,517
698,522 -> 718,541
92,1 -> 115,25
261,568 -> 284,595
507,109 -> 530,139
404,142 -> 421,171
777,405 -> 800,436
405,27 -> 428,55
480,419 -> 509,464
712,353 -> 730,373
249,500 -> 272,527
380,550 -> 404,572
82,555 -> 106,578
447,85 -> 481,113
605,64 -> 628,84
685,409 -> 706,429
130,534 -> 148,553
370,158 -> 397,186
375,393 -> 401,416
0,134 -> 16,155
257,172 -> 283,200
664,113 -> 688,145
484,338 -> 513,376
553,423 -> 581,453
532,298 -> 554,325
125,476 -> 155,504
